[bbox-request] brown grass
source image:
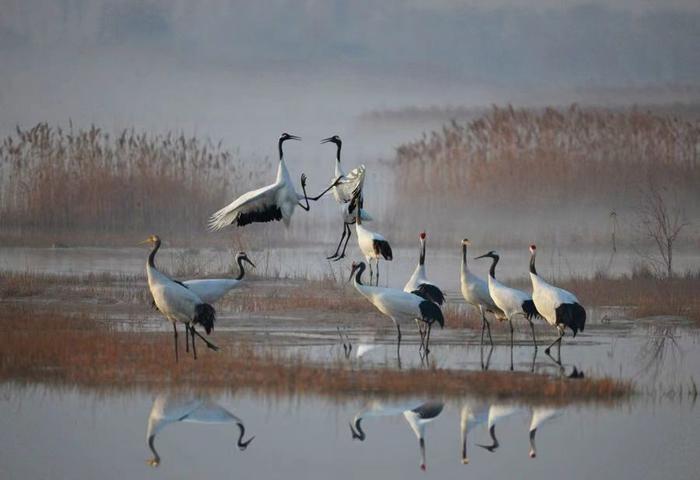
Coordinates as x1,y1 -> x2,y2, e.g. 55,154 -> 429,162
0,123 -> 270,242
0,306 -> 630,404
559,270 -> 700,323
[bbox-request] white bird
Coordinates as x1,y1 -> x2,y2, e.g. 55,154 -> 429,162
350,400 -> 444,471
404,231 -> 445,347
181,252 -> 256,304
321,135 -> 372,260
350,261 -> 444,351
355,205 -> 392,286
209,133 -> 337,231
527,407 -> 562,458
146,393 -> 254,467
143,235 -> 218,361
460,401 -> 490,464
474,251 -> 540,362
460,239 -> 506,346
528,245 -> 586,360
477,404 -> 525,453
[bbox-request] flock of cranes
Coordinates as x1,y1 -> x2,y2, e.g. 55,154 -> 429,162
144,132 -> 586,363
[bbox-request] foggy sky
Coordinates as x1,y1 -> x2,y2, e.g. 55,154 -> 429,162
1,0 -> 698,155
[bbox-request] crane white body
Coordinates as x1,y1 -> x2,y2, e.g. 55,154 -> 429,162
460,240 -> 505,345
144,235 -> 217,361
355,217 -> 393,285
146,394 -> 253,467
351,262 -> 443,348
209,137 -> 301,230
528,245 -> 586,356
178,252 -> 255,305
476,251 -> 540,355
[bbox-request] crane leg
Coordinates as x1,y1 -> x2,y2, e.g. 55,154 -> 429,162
185,324 -> 189,353
190,326 -> 219,352
173,323 -> 179,363
368,262 -> 374,285
189,325 -> 198,360
544,331 -> 564,356
376,261 -> 380,286
327,225 -> 346,259
509,319 -> 514,371
337,225 -> 352,259
425,323 -> 432,354
528,319 -> 538,349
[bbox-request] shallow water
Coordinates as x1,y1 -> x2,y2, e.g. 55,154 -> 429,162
1,384 -> 697,480
2,246 -> 700,284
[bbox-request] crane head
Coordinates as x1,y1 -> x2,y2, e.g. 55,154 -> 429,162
320,135 -> 341,146
280,132 -> 301,142
529,244 -> 537,253
139,234 -> 160,245
474,250 -> 498,260
419,231 -> 426,240
462,238 -> 471,246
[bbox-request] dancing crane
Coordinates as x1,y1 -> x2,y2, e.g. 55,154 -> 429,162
321,135 -> 372,260
528,245 -> 586,361
209,133 -> 338,230
143,235 -> 218,361
460,239 -> 505,346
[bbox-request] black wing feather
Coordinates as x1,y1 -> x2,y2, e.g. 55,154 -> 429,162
236,205 -> 283,226
411,283 -> 445,305
555,302 -> 586,336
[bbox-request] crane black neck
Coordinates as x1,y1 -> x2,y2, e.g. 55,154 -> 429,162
278,138 -> 286,161
236,256 -> 246,281
529,251 -> 538,275
335,141 -> 342,163
419,241 -> 425,266
488,255 -> 500,278
462,244 -> 467,266
148,240 -> 161,269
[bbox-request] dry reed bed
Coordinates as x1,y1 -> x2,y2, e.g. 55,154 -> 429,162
559,271 -> 700,323
0,308 -> 629,404
395,105 -> 700,208
0,123 -> 269,241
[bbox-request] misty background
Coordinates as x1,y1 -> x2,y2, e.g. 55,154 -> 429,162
0,0 -> 698,253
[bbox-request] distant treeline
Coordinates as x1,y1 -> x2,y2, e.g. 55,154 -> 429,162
0,123 -> 269,243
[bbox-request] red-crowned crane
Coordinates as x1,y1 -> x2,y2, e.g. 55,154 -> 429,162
355,204 -> 392,287
209,133 -> 338,230
320,135 -> 372,260
475,251 -> 541,369
528,245 -> 586,362
143,235 -> 218,361
404,231 -> 445,348
460,239 -> 506,346
349,261 -> 443,352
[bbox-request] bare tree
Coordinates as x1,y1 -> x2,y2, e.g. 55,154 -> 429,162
636,180 -> 689,278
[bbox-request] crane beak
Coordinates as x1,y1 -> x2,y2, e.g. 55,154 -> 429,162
244,257 -> 256,268
474,253 -> 490,259
320,136 -> 334,144
287,134 -> 301,141
138,238 -> 152,245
